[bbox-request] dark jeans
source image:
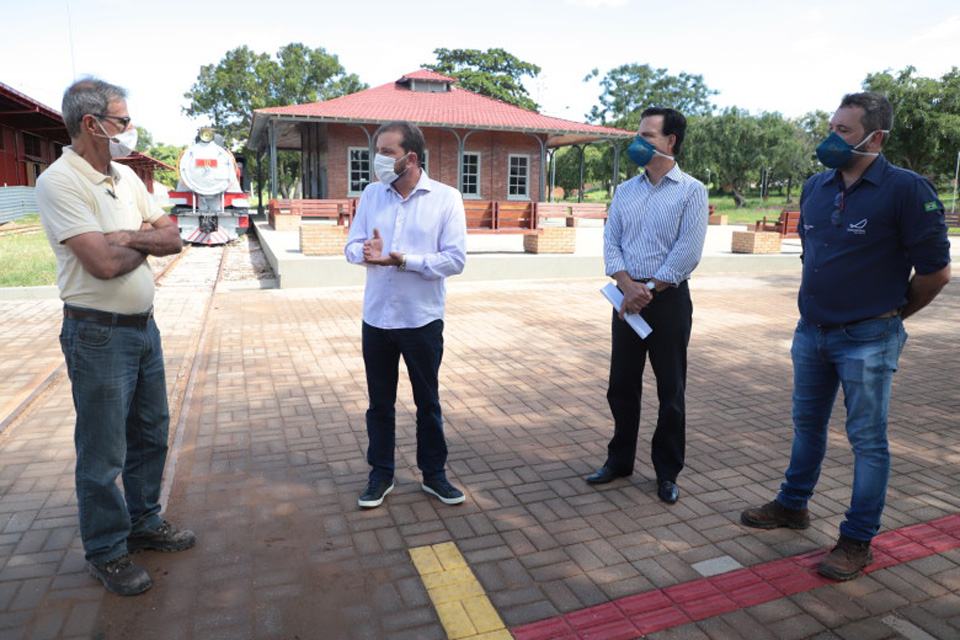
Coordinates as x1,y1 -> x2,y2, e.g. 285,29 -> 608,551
60,309 -> 169,564
605,281 -> 692,482
362,320 -> 447,484
778,316 -> 906,541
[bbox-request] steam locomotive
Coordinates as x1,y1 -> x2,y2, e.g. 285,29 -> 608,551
168,127 -> 250,245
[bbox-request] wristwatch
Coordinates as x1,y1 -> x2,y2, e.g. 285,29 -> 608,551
397,255 -> 407,272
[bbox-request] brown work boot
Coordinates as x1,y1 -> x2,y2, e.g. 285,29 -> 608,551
818,535 -> 872,581
740,499 -> 810,530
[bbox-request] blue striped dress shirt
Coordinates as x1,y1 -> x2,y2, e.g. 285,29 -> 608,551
604,164 -> 709,284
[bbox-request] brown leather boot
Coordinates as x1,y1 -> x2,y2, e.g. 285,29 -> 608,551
818,535 -> 873,581
740,499 -> 810,530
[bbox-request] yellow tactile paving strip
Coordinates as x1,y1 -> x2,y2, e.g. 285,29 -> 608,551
409,542 -> 513,640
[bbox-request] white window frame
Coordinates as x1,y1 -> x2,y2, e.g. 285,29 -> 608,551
421,149 -> 430,177
507,154 -> 530,201
461,152 -> 481,199
348,147 -> 370,196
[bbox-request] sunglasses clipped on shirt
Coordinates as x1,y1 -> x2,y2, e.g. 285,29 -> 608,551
831,191 -> 845,227
92,114 -> 132,129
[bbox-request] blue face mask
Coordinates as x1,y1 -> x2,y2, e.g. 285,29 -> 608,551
815,130 -> 886,169
627,135 -> 674,167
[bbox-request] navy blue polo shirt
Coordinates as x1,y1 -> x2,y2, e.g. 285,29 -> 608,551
798,155 -> 950,326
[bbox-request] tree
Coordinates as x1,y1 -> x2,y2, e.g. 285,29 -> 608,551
135,127 -> 184,189
424,48 -> 541,111
862,66 -> 960,178
552,145 -> 606,199
584,63 -> 717,191
686,108 -> 795,207
585,63 -> 716,130
183,43 -> 366,197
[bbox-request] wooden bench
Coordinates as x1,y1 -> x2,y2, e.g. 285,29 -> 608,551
945,210 -> 959,229
465,200 -> 496,232
464,201 -> 535,233
268,199 -> 356,227
496,202 -> 535,233
568,202 -> 608,226
754,210 -> 800,239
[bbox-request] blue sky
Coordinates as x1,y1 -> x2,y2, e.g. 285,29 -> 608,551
3,0 -> 958,145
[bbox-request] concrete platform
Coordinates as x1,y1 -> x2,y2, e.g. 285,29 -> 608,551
254,217 -> 806,288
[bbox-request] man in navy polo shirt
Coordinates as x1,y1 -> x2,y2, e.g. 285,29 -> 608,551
741,92 -> 951,581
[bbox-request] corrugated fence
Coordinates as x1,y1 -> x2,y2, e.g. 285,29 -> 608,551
0,187 -> 38,224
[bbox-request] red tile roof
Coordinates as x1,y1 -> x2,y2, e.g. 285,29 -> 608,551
249,70 -> 632,148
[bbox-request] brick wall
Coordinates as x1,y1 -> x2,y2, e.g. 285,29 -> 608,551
300,223 -> 347,256
270,212 -> 301,232
731,230 -> 782,254
523,227 -> 575,254
324,125 -> 542,202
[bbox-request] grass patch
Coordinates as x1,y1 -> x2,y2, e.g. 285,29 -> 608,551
0,228 -> 57,287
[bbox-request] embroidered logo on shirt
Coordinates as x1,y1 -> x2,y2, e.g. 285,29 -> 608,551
847,219 -> 868,235
924,201 -> 939,212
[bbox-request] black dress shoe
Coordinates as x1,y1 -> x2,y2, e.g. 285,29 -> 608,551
585,467 -> 630,485
657,480 -> 679,504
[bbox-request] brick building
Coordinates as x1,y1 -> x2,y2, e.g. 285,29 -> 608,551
0,80 -> 171,195
0,81 -> 69,188
248,70 -> 633,203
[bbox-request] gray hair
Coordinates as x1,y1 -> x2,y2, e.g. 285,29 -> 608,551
839,91 -> 894,139
61,78 -> 127,139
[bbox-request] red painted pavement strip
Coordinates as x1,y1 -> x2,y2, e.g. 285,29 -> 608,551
508,513 -> 960,639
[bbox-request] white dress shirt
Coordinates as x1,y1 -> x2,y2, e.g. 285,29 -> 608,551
604,164 -> 708,285
346,171 -> 467,329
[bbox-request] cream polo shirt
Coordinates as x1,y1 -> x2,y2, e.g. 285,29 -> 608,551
36,147 -> 164,314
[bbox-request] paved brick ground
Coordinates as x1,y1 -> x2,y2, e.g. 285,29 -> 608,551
1,271 -> 959,639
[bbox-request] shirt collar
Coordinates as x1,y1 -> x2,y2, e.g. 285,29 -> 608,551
63,146 -> 121,185
823,154 -> 888,188
389,169 -> 433,199
639,162 -> 682,186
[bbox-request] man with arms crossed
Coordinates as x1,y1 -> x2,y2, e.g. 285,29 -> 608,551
741,91 -> 950,581
585,107 -> 708,505
345,121 -> 467,509
36,78 -> 195,596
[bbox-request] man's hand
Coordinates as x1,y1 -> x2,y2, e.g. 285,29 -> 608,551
363,228 -> 404,267
363,228 -> 385,261
614,273 -> 653,320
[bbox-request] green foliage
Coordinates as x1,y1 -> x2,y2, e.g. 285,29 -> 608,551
684,108 -> 821,207
0,231 -> 57,287
585,63 -> 716,130
183,43 -> 366,150
552,145 -> 606,198
862,66 -> 960,177
136,127 -> 184,188
183,42 -> 366,197
424,48 -> 541,111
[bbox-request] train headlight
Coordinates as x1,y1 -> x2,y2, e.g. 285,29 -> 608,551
199,127 -> 215,143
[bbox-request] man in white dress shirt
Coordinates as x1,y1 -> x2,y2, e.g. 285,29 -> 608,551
345,121 -> 467,509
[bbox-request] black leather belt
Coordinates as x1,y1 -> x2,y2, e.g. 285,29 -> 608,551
63,306 -> 154,328
816,309 -> 900,330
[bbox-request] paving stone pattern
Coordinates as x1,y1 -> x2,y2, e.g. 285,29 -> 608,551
0,272 -> 958,639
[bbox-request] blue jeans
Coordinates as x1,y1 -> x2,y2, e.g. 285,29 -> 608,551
60,310 -> 169,563
362,320 -> 447,484
778,316 -> 906,541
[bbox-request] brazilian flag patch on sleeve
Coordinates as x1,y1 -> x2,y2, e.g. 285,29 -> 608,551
924,201 -> 939,212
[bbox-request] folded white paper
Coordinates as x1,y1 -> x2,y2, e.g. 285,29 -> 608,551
600,282 -> 653,339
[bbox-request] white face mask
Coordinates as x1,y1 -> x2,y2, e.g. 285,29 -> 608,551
373,152 -> 409,184
95,120 -> 138,158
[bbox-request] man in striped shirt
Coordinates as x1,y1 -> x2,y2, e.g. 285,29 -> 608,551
585,107 -> 709,505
